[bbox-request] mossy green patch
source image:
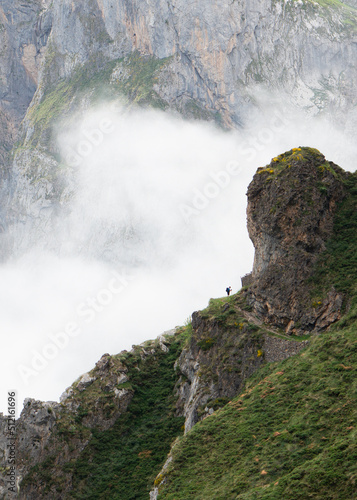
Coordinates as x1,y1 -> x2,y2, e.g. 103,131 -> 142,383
20,331 -> 187,499
109,52 -> 170,108
200,294 -> 247,324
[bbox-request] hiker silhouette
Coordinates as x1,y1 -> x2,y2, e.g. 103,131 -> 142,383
226,286 -> 232,296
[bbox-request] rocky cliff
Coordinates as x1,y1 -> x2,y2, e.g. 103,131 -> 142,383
0,0 -> 48,161
246,147 -> 347,334
5,0 -> 357,130
1,148 -> 355,499
1,0 -> 357,258
0,0 -> 51,228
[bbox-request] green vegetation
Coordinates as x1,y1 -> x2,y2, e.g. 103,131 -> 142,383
303,0 -> 357,15
21,456 -> 57,494
198,294 -> 305,343
21,330 -> 188,498
25,49 -> 218,151
158,322 -> 356,499
186,295 -> 271,387
313,170 -> 357,300
182,99 -> 217,122
256,147 -> 342,182
199,294 -> 255,328
19,149 -> 357,499
69,333 -> 185,499
197,337 -> 217,350
109,52 -> 170,108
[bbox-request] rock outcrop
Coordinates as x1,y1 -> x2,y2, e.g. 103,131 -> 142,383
245,147 -> 347,333
175,301 -> 309,434
16,0 -> 357,127
0,0 -> 52,230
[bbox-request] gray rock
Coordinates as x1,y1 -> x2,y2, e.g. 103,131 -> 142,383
2,0 -> 357,256
245,148 -> 346,333
117,373 -> 129,384
76,372 -> 95,391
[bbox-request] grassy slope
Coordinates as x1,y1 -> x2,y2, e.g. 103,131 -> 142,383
159,325 -> 356,499
67,334 -> 186,499
157,165 -> 357,499
20,332 -> 186,499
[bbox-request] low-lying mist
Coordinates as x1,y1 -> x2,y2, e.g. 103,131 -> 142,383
1,99 -> 356,415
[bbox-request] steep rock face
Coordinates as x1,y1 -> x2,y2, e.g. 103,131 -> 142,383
2,0 -> 357,257
175,296 -> 308,433
0,400 -> 59,498
1,0 -> 357,136
0,0 -> 52,165
246,147 -> 346,333
176,309 -> 266,433
27,0 -> 357,126
0,0 -> 52,236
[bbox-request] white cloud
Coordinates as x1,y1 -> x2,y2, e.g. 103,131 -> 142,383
1,99 -> 356,416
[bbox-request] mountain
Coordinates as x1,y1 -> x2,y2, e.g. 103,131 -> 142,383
1,147 -> 356,499
1,1 -> 357,497
1,0 -> 357,258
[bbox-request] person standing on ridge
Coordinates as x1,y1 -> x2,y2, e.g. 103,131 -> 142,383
226,286 -> 232,296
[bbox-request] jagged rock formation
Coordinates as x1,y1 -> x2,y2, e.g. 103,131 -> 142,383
5,0 -> 357,130
0,352 -> 134,498
245,147 -> 347,334
0,0 -> 49,160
